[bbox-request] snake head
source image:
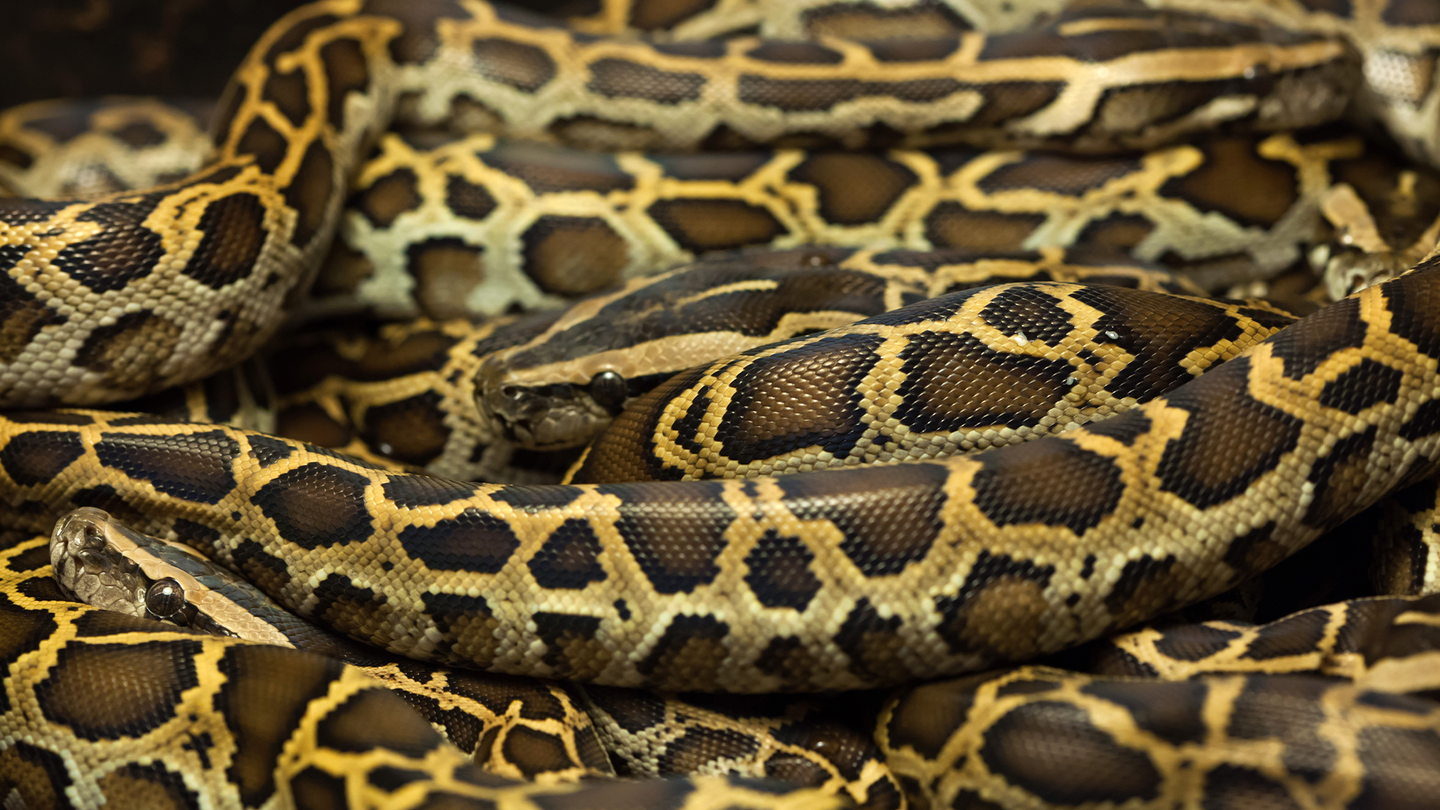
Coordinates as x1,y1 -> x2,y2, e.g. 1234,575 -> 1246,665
477,356 -> 628,450
50,507 -> 147,617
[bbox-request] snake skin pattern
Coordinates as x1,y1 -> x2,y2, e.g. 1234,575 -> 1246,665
566,282 -> 1301,481
880,594 -> 1440,807
49,506 -> 617,784
3,0 -> 1440,807
1,251 -> 1438,693
0,97 -> 1377,318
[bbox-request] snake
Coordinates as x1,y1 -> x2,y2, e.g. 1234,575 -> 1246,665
0,97 -> 1398,317
0,0 -> 1439,807
46,476 -> 1440,808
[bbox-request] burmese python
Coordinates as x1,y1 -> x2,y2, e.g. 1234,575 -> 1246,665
2,0 -> 1440,807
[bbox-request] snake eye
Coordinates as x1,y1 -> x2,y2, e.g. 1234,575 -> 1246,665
589,370 -> 627,414
145,578 -> 185,619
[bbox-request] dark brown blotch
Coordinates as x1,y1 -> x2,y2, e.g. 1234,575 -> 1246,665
1353,726 -> 1440,808
587,59 -> 704,104
743,530 -> 821,611
1240,608 -> 1329,661
981,286 -> 1077,345
274,403 -> 353,448
637,614 -> 729,691
1302,425 -> 1377,528
318,686 -> 444,758
472,38 -> 557,92
36,640 -> 202,740
884,675 -> 987,760
403,237 -> 486,319
924,202 -> 1045,250
736,75 -> 961,113
528,519 -> 607,590
320,38 -> 371,130
788,153 -> 916,225
284,141 -> 334,247
289,767 -> 348,810
972,439 -> 1124,534
716,334 -> 878,464
1221,521 -> 1289,580
658,726 -> 762,774
95,763 -> 201,810
780,462 -> 948,577
965,80 -> 1064,128
1150,623 -> 1243,662
533,612 -> 609,682
834,598 -> 906,683
252,463 -> 373,549
358,390 -> 450,466
604,481 -> 732,594
1154,357 -> 1304,509
235,116 -> 289,175
1270,296 -> 1368,379
94,430 -> 240,504
396,507 -> 520,573
357,168 -> 422,229
1318,358 -> 1404,414
262,69 -> 311,128
934,550 -> 1054,661
583,685 -> 664,734
0,595 -> 57,713
182,192 -> 269,289
382,475 -> 479,508
0,265 -> 63,364
1103,554 -> 1186,627
1162,136 -> 1298,227
0,743 -> 72,810
979,699 -> 1162,804
445,174 -> 498,220
1226,676 -> 1335,779
979,152 -> 1142,197
1080,680 -> 1208,746
502,727 -> 578,777
0,430 -> 84,486
482,140 -> 631,195
55,199 -> 168,293
746,41 -> 843,64
647,198 -> 787,254
75,311 -> 186,393
521,215 -> 630,294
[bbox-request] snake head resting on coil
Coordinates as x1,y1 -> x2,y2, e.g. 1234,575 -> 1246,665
1317,173 -> 1440,300
479,355 -> 632,450
474,248 -> 890,450
50,507 -> 295,644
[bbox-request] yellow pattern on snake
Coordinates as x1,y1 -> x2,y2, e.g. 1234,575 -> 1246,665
2,0 -> 1440,808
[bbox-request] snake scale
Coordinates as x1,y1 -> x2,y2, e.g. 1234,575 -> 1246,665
1,0 -> 1440,808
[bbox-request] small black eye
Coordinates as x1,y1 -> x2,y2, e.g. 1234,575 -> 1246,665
145,578 -> 185,619
589,370 -> 627,414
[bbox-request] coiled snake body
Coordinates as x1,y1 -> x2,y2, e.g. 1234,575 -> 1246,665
2,0 -> 1440,808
